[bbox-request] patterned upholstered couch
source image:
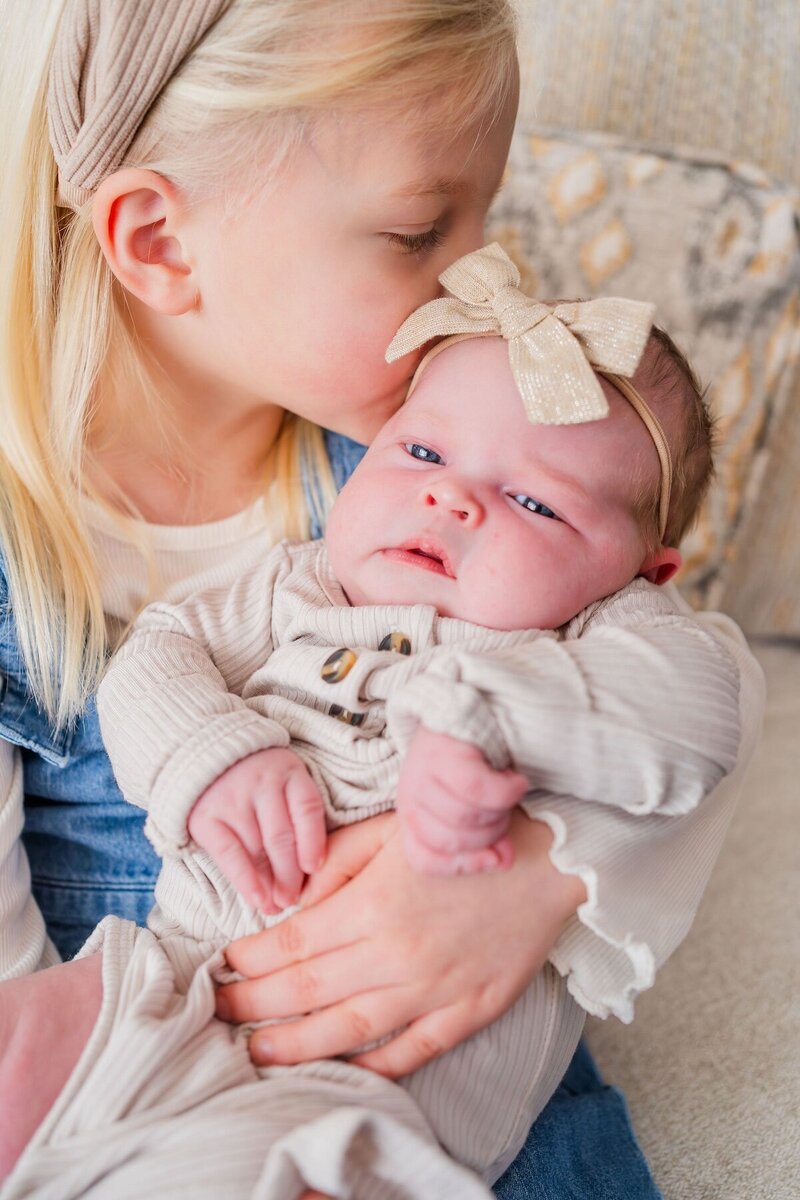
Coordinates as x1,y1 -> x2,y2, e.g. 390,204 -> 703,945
490,1 -> 800,638
488,5 -> 799,1197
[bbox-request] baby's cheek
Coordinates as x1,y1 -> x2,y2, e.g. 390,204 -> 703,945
464,555 -> 548,630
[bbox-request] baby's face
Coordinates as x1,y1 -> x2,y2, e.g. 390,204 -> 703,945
326,338 -> 666,630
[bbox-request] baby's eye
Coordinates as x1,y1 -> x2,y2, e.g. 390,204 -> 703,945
511,493 -> 560,520
384,228 -> 445,255
403,442 -> 443,464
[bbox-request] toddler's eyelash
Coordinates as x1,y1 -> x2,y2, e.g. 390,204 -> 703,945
385,228 -> 445,255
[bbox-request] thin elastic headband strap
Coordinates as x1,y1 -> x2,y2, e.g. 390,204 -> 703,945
601,372 -> 673,542
48,0 -> 233,210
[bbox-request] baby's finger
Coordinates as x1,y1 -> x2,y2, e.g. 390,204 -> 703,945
201,817 -> 279,914
254,787 -> 304,909
403,798 -> 508,855
434,762 -> 529,814
475,767 -> 529,812
407,779 -> 511,833
285,768 -> 327,876
401,828 -> 512,876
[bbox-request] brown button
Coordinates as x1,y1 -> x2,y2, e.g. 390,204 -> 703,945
321,648 -> 357,683
330,704 -> 365,727
378,632 -> 411,656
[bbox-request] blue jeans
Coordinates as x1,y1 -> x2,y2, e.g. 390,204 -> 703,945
494,1042 -> 661,1198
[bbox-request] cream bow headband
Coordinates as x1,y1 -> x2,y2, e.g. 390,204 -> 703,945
48,0 -> 233,210
386,243 -> 673,541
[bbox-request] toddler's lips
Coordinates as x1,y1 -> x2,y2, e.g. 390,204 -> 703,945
382,539 -> 455,579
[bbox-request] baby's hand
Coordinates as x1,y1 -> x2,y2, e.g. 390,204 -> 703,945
396,727 -> 529,875
187,748 -> 326,912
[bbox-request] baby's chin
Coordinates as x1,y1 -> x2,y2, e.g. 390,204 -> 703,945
338,582 -> 513,627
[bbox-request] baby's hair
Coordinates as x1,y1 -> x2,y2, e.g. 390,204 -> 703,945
538,297 -> 715,551
634,326 -> 716,551
0,0 -> 517,725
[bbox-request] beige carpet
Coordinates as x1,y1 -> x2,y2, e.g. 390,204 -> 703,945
587,641 -> 800,1200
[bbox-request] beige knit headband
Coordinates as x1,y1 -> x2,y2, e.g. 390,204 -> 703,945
386,244 -> 673,541
48,0 -> 234,210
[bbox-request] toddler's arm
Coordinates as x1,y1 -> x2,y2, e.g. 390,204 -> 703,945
0,739 -> 60,978
0,558 -> 60,978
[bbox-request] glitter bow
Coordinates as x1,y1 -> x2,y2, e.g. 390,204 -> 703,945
386,243 -> 656,425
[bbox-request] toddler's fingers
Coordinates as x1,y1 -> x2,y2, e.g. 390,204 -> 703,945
199,817 -> 278,914
254,786 -> 304,909
285,768 -> 327,876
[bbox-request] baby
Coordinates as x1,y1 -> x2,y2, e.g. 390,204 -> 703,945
6,248 -> 740,1200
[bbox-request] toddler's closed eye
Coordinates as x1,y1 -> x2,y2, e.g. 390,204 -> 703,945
384,228 -> 445,255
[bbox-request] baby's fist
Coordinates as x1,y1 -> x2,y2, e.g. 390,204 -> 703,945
188,747 -> 326,912
397,727 -> 528,875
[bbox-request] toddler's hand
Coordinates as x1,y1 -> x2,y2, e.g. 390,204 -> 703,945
396,727 -> 529,875
187,748 -> 326,912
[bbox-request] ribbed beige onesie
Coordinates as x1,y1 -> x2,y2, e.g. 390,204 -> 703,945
2,538 -> 742,1200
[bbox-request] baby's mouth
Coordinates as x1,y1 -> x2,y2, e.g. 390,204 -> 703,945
382,539 -> 455,579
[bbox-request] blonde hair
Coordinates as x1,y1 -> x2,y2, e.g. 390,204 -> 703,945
0,0 -> 517,727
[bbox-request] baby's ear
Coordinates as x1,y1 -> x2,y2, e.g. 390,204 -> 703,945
638,545 -> 682,586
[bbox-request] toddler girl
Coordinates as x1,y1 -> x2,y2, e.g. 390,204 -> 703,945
2,247 -> 741,1198
0,2 -> 764,1196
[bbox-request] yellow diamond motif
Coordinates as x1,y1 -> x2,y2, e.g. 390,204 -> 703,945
749,197 -> 798,275
712,349 -> 752,439
547,152 -> 606,224
764,295 -> 799,392
625,155 -> 665,188
578,219 -> 632,287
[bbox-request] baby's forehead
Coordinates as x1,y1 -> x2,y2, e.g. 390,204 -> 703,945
403,337 -> 647,444
404,336 -> 522,414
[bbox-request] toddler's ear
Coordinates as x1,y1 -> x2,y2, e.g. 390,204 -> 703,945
91,168 -> 196,316
638,545 -> 682,586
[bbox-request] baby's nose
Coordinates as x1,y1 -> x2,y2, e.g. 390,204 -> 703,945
423,479 -> 484,527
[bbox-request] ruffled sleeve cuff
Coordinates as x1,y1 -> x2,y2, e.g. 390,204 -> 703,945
522,785 -> 736,1023
534,804 -> 653,1023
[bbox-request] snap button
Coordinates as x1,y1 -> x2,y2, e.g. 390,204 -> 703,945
378,632 -> 411,656
329,704 -> 365,727
321,648 -> 357,683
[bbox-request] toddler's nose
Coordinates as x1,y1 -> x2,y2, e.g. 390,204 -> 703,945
422,479 -> 484,527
